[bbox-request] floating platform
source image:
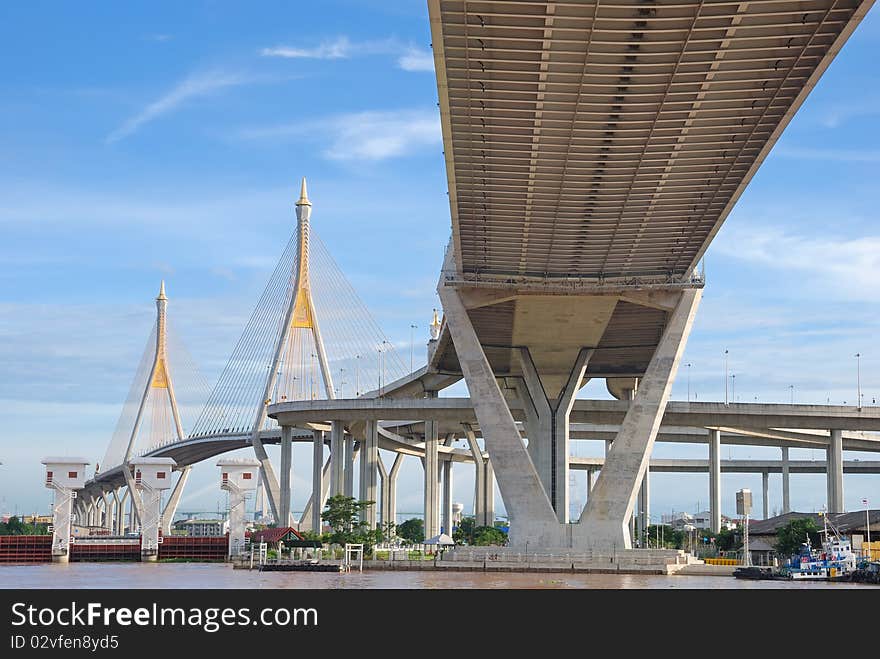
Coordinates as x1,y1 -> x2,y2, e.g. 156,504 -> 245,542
259,562 -> 344,572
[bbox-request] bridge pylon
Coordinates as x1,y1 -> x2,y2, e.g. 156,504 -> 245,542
251,178 -> 336,527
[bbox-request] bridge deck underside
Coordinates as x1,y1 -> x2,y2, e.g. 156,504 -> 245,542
432,0 -> 867,282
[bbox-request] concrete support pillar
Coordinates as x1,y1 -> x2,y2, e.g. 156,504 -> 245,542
359,421 -> 379,528
781,447 -> 791,514
464,425 -> 487,526
330,420 -> 345,496
161,466 -> 191,535
118,487 -> 129,535
586,469 -> 594,499
343,434 -> 355,498
377,452 -> 403,532
637,468 -> 650,542
827,429 -> 844,513
279,425 -> 293,525
439,281 -> 557,547
514,347 -> 592,524
442,460 -> 453,534
762,471 -> 769,519
310,430 -> 325,534
709,428 -> 721,534
484,459 -> 495,527
424,410 -> 441,539
580,289 -> 702,549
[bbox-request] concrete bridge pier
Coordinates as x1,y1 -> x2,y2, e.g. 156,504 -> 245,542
636,469 -> 650,543
308,430 -> 326,534
709,429 -> 721,533
442,459 -> 453,535
781,447 -> 790,513
343,434 -> 355,498
279,425 -> 293,525
329,420 -> 345,497
827,428 -> 844,513
359,421 -> 379,528
423,412 -> 441,539
378,452 -> 402,533
762,471 -> 770,519
161,466 -> 190,534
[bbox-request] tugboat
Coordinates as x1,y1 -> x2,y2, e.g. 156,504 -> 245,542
786,515 -> 857,581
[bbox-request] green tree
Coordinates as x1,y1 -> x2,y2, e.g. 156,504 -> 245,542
714,527 -> 741,552
320,495 -> 377,550
453,516 -> 476,544
396,518 -> 424,544
0,516 -> 45,536
472,525 -> 507,546
775,518 -> 822,558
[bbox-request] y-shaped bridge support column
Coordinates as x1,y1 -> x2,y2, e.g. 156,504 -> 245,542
515,347 -> 592,523
378,452 -> 403,532
579,289 -> 701,549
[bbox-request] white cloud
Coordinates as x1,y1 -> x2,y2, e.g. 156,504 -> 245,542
106,70 -> 249,143
261,36 -> 434,72
325,110 -> 441,160
714,226 -> 880,301
397,48 -> 434,72
238,109 -> 441,161
261,37 -> 352,60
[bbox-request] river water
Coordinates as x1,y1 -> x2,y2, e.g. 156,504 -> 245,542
0,563 -> 866,589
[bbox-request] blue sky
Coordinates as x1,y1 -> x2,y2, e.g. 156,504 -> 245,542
1,1 -> 879,522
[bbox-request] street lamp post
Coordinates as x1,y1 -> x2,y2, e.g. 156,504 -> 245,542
865,497 -> 872,558
731,373 -> 736,403
724,349 -> 729,405
686,363 -> 692,403
789,384 -> 794,405
355,355 -> 360,397
856,353 -> 862,410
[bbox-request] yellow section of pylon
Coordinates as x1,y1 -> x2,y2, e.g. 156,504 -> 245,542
290,287 -> 313,329
151,359 -> 169,388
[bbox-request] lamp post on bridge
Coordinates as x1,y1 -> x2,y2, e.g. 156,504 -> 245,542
686,363 -> 691,403
789,384 -> 794,405
731,373 -> 736,404
724,349 -> 729,405
856,352 -> 862,410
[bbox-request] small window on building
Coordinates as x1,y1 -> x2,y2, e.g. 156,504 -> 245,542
222,473 -> 228,481
157,472 -> 166,479
242,473 -> 252,480
68,471 -> 77,479
46,471 -> 53,480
